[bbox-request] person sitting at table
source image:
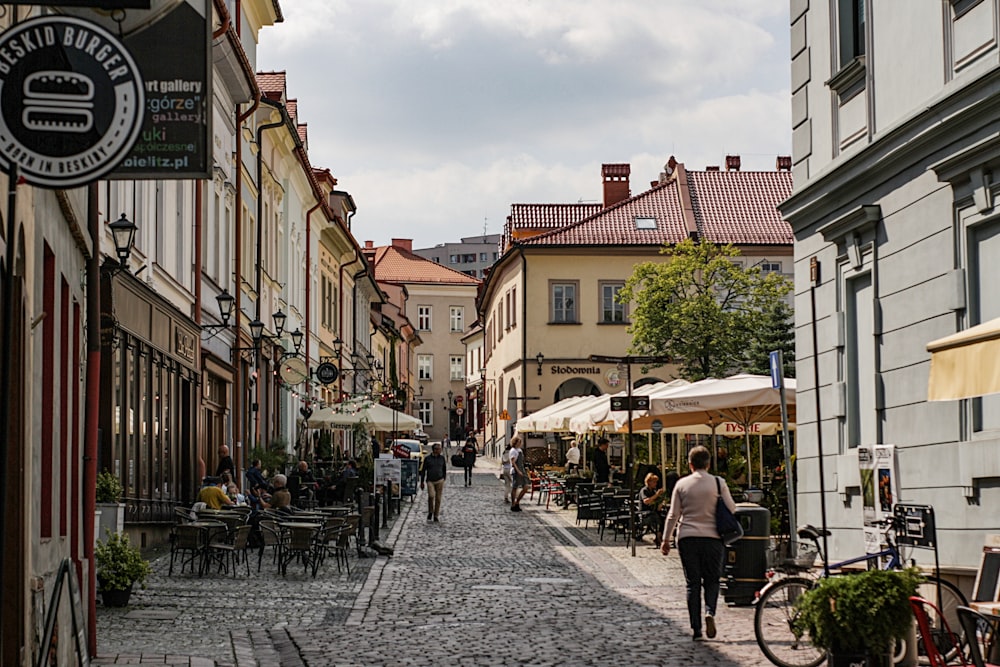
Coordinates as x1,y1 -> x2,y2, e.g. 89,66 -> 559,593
198,476 -> 234,510
342,460 -> 358,479
636,472 -> 668,546
245,459 -> 267,492
288,461 -> 318,507
269,474 -> 294,515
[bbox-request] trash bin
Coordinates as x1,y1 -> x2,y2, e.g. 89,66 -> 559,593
723,502 -> 770,606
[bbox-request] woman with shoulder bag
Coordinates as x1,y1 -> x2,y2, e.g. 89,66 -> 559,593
660,445 -> 737,642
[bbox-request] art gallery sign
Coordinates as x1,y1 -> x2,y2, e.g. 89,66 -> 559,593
0,15 -> 144,188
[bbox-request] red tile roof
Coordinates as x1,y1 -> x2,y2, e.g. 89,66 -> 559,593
514,167 -> 792,248
687,171 -> 793,245
502,203 -> 601,249
256,71 -> 286,101
371,244 -> 481,286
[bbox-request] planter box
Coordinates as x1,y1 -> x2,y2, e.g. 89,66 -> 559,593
95,502 -> 124,543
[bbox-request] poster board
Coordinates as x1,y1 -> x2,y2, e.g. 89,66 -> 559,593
375,459 -> 401,498
859,445 -> 899,559
400,460 -> 419,497
973,534 -> 1000,602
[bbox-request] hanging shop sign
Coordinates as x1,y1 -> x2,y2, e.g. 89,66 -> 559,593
56,0 -> 210,179
0,15 -> 144,188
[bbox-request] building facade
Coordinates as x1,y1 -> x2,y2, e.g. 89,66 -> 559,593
783,0 -> 1000,575
413,234 -> 502,279
479,160 -> 794,450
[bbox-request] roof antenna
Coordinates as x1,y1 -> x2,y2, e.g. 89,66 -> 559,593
483,215 -> 488,239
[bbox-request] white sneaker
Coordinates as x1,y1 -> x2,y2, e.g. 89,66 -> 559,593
705,614 -> 716,639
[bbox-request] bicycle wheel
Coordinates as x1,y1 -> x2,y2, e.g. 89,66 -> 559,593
754,576 -> 827,667
912,576 -> 968,665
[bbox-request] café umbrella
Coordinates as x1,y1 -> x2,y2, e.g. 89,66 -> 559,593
307,402 -> 421,431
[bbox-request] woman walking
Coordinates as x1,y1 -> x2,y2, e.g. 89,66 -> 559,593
660,445 -> 736,641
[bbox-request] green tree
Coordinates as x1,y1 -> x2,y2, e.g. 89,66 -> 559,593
618,239 -> 792,380
745,299 -> 796,378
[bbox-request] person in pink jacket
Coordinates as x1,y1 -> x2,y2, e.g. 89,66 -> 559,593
661,445 -> 737,642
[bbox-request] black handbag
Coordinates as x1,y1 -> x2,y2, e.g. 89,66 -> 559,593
715,477 -> 744,545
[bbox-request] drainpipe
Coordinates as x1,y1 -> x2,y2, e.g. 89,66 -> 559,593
233,91 -> 259,477
193,182 -> 204,480
304,200 -> 321,402
83,182 -> 99,655
338,241 -> 363,395
254,99 -> 286,451
518,246 -> 527,442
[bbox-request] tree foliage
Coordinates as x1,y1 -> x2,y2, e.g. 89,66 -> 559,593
745,299 -> 796,378
618,239 -> 793,380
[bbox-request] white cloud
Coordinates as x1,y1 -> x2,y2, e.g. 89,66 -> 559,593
258,0 -> 791,248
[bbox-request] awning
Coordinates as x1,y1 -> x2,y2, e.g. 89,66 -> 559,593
927,316 -> 1000,400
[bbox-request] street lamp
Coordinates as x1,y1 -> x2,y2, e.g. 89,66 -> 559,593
536,352 -> 545,375
108,213 -> 137,266
290,328 -> 304,354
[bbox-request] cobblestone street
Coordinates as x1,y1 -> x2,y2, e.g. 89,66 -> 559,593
97,461 -> 777,666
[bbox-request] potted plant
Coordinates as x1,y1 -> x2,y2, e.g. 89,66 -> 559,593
95,470 -> 125,541
95,529 -> 151,607
793,567 -> 923,667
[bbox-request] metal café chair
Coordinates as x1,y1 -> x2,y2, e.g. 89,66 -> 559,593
206,524 -> 252,577
957,606 -> 1000,667
280,523 -> 322,577
169,523 -> 206,576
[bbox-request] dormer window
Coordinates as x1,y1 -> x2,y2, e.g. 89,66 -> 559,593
635,217 -> 657,230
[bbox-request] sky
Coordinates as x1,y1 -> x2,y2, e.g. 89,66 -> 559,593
257,1 -> 792,250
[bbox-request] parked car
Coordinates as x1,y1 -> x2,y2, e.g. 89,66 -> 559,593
412,428 -> 429,444
390,439 -> 426,463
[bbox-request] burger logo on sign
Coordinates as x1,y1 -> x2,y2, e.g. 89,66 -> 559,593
0,16 -> 144,188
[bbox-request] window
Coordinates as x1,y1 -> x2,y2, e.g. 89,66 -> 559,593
497,302 -> 503,336
504,291 -> 511,330
417,305 -> 431,331
450,306 -> 464,332
511,287 -> 516,327
462,253 -> 476,263
837,0 -> 865,68
634,216 -> 657,230
845,272 -> 875,448
418,400 -> 433,426
970,220 -> 1000,432
600,282 -> 626,323
760,261 -> 782,274
479,252 -> 488,261
551,281 -> 578,323
449,255 -> 458,264
418,354 -> 433,380
450,356 -> 463,381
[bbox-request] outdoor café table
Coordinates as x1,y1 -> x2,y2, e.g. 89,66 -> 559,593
316,506 -> 351,516
188,520 -> 226,575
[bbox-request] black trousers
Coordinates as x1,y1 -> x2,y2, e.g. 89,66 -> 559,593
677,537 -> 725,634
463,465 -> 473,484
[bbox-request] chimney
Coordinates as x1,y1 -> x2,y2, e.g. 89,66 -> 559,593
706,166 -> 720,172
725,155 -> 741,171
391,238 -> 413,253
601,163 -> 631,208
776,155 -> 792,171
364,240 -> 374,249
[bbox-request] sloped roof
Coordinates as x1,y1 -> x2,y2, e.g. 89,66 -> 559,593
256,71 -> 286,101
515,168 -> 792,247
371,245 -> 481,286
688,171 -> 792,245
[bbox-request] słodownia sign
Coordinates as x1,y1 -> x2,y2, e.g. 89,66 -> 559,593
0,16 -> 144,188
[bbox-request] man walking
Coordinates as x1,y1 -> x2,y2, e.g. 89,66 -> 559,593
460,436 -> 477,486
509,435 -> 528,512
419,442 -> 447,521
593,437 -> 611,485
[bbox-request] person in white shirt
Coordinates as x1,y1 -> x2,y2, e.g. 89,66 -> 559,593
565,441 -> 581,473
500,443 -> 513,503
509,435 -> 527,512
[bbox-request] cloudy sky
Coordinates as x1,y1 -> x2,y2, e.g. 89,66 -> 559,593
257,1 -> 791,250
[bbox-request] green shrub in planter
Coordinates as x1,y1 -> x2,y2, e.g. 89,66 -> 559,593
96,470 -> 124,504
793,567 -> 923,658
95,530 -> 151,593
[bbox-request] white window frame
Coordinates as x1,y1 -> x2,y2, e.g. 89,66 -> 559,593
550,281 -> 578,323
449,355 -> 464,381
418,354 -> 433,380
449,306 -> 464,332
418,400 -> 433,426
417,305 -> 432,331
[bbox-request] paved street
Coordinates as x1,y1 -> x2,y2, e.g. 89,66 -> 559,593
97,461 -> 776,666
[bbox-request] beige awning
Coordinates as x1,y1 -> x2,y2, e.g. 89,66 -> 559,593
927,317 -> 1000,400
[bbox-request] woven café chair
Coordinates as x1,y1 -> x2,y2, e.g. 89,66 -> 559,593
206,524 -> 252,577
169,523 -> 206,576
280,524 -> 321,577
257,520 -> 285,573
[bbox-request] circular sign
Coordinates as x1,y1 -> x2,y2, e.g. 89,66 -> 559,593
0,16 -> 144,188
315,361 -> 339,386
651,419 -> 663,434
278,356 -> 308,385
455,408 -> 464,416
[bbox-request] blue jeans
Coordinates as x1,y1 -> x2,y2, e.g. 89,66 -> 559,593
677,537 -> 725,634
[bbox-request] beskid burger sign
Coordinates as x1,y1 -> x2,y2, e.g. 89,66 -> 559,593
0,15 -> 143,189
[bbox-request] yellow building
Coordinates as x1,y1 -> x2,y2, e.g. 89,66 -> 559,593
478,158 -> 794,446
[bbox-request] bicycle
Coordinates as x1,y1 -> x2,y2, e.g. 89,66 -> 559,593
754,517 -> 968,667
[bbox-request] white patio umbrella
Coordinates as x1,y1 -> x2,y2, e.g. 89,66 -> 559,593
540,394 -> 609,432
619,374 -> 797,487
570,380 -> 691,433
308,402 -> 421,431
514,395 -> 595,433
